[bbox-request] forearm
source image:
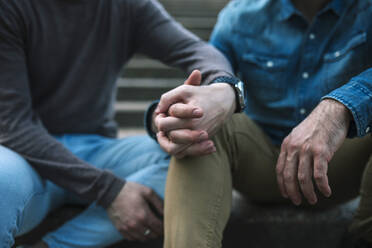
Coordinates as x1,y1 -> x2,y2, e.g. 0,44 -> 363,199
322,68 -> 372,137
0,121 -> 125,208
132,0 -> 234,84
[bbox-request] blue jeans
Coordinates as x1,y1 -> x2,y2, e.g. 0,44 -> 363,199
0,134 -> 170,248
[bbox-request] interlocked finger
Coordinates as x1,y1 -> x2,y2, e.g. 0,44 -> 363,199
174,140 -> 216,159
155,115 -> 193,132
157,131 -> 188,155
168,129 -> 208,144
168,103 -> 203,119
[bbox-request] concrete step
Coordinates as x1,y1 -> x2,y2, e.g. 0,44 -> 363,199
159,0 -> 229,17
176,16 -> 217,29
118,128 -> 146,138
15,192 -> 358,248
116,77 -> 181,101
122,57 -> 186,78
114,101 -> 149,128
222,192 -> 359,248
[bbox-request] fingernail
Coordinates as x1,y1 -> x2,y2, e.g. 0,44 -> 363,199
193,109 -> 202,116
199,132 -> 208,140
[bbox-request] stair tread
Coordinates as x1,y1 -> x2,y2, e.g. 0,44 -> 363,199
115,101 -> 152,112
117,77 -> 182,88
118,128 -> 146,138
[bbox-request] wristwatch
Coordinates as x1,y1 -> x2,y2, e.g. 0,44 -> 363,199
212,76 -> 246,113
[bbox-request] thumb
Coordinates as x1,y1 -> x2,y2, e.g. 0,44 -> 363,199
184,70 -> 202,86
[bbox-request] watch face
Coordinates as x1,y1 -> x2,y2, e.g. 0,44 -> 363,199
236,81 -> 246,112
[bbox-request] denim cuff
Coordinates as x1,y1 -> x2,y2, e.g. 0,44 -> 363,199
144,100 -> 159,142
322,81 -> 372,137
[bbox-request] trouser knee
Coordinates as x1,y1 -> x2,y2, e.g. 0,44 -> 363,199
0,145 -> 45,245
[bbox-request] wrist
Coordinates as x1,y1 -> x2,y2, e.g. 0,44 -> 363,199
210,83 -> 236,116
320,99 -> 352,129
211,76 -> 245,113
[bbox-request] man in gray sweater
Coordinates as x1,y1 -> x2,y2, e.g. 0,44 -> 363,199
0,0 -> 235,247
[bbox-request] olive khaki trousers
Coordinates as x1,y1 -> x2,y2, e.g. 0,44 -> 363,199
164,114 -> 372,248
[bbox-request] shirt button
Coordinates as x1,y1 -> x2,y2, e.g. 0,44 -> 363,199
309,33 -> 316,40
266,61 -> 274,68
300,108 -> 306,115
302,72 -> 309,79
334,51 -> 341,57
366,126 -> 371,133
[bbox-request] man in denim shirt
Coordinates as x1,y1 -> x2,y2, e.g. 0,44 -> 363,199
148,0 -> 372,247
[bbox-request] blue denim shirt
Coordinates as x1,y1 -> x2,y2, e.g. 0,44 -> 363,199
210,0 -> 372,145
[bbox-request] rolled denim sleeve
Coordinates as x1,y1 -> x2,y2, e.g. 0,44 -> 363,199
323,68 -> 372,137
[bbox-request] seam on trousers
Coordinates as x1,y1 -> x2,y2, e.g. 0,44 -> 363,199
15,189 -> 46,239
205,167 -> 226,248
18,189 -> 46,231
4,189 -> 44,247
4,208 -> 21,248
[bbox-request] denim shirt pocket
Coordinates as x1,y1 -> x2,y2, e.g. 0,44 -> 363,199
323,31 -> 367,92
240,53 -> 289,102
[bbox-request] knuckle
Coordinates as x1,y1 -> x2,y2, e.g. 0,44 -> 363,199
128,221 -> 138,230
311,146 -> 323,156
157,121 -> 164,131
168,132 -> 177,142
286,151 -> 298,163
160,93 -> 168,103
288,142 -> 300,152
190,132 -> 200,142
276,165 -> 283,174
283,171 -> 294,182
168,106 -> 175,116
311,146 -> 328,157
179,85 -> 187,91
282,137 -> 289,146
136,213 -> 146,223
143,187 -> 154,197
298,173 -> 307,184
313,172 -> 324,181
300,143 -> 311,154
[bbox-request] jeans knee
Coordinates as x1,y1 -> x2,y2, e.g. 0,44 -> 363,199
0,146 -> 42,199
0,146 -> 45,244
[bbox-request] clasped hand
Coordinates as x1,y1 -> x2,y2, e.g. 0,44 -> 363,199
154,70 -> 236,158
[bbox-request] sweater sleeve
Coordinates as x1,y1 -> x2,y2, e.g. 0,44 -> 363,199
0,2 -> 124,209
129,0 -> 234,84
132,0 -> 237,140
